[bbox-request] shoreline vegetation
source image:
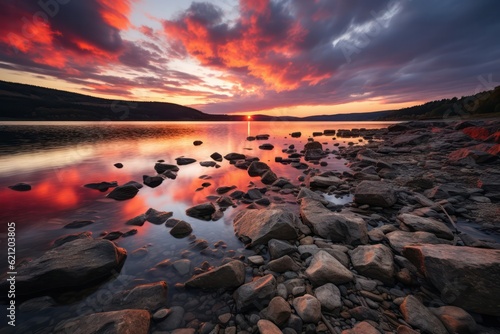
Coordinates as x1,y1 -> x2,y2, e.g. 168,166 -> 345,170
1,80 -> 499,122
2,119 -> 500,333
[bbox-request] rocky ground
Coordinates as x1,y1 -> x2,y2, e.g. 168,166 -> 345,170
3,119 -> 500,334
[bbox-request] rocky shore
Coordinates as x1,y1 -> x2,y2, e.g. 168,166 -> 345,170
3,120 -> 500,334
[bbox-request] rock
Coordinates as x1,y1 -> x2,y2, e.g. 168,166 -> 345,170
52,231 -> 92,248
396,326 -> 420,334
84,181 -> 118,192
291,132 -> 301,138
146,208 -> 173,224
310,175 -> 343,188
114,163 -> 123,168
267,255 -> 300,273
193,140 -> 203,146
448,147 -> 497,164
233,274 -> 276,311
399,295 -> 448,334
261,170 -> 278,185
354,181 -> 397,207
103,231 -> 123,240
268,239 -> 297,259
265,296 -> 291,326
8,182 -> 32,191
300,198 -> 368,245
173,259 -> 192,276
391,133 -> 430,147
106,184 -> 140,200
248,255 -> 265,266
200,161 -> 217,167
0,238 -> 126,296
126,213 -> 147,226
248,161 -> 271,176
172,329 -> 195,334
185,260 -> 245,289
387,230 -> 451,253
106,281 -> 168,311
430,306 -> 477,334
388,124 -> 410,132
176,157 -> 197,165
305,148 -> 323,161
154,163 -> 180,173
64,220 -> 94,228
292,294 -> 321,323
314,283 -> 342,311
304,141 -> 322,150
259,143 -> 275,150
170,221 -> 193,238
186,202 -> 216,221
54,309 -> 150,334
216,196 -> 236,208
211,152 -> 223,161
398,213 -> 454,240
158,306 -> 185,330
403,244 -> 500,316
217,185 -> 237,194
305,250 -> 353,286
341,321 -> 381,334
224,153 -> 246,161
349,244 -> 395,285
143,175 -> 163,188
349,306 -> 380,321
233,207 -> 301,246
122,229 -> 137,237
258,319 -> 283,334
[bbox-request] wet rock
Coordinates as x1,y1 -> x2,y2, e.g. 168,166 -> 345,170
211,152 -> 223,161
154,163 -> 179,174
64,220 -> 94,229
185,260 -> 245,289
84,181 -> 117,192
261,170 -> 278,185
173,259 -> 192,276
102,231 -> 123,241
224,152 -> 246,161
233,207 -> 302,246
310,175 -> 342,188
114,163 -> 123,168
146,208 -> 173,224
217,185 -> 237,194
54,309 -> 150,334
267,255 -> 300,273
186,202 -> 216,221
257,319 -> 283,334
400,295 -> 448,334
268,239 -> 298,259
106,281 -> 168,311
158,306 -> 185,331
122,229 -> 137,237
341,321 -> 381,334
403,244 -> 500,316
265,296 -> 291,326
398,213 -> 454,240
354,181 -> 397,207
293,294 -> 321,323
1,238 -> 126,296
259,143 -> 275,150
176,157 -> 197,165
430,306 -> 477,334
386,230 -> 450,253
143,175 -> 163,188
170,221 -> 193,238
291,132 -> 301,138
233,274 -> 276,311
305,250 -> 353,286
296,187 -> 328,204
300,198 -> 368,245
248,255 -> 265,266
216,196 -> 236,208
193,140 -> 203,146
126,213 -> 147,226
107,183 -> 140,200
314,283 -> 342,311
200,161 -> 217,167
52,231 -> 92,248
349,244 -> 395,285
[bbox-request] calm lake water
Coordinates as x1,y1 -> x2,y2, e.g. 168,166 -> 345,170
0,121 -> 395,332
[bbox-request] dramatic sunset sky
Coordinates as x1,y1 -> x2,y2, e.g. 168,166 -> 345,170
1,0 -> 499,116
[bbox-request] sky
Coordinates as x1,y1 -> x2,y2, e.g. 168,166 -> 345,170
0,0 -> 499,117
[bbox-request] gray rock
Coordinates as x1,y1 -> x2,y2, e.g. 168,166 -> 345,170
296,187 -> 329,204
185,260 -> 245,289
314,283 -> 342,311
158,306 -> 185,331
233,207 -> 301,246
403,244 -> 500,316
267,255 -> 300,273
106,281 -> 168,311
398,213 -> 454,240
265,296 -> 291,326
292,294 -> 321,323
354,181 -> 397,207
349,244 -> 395,285
186,202 -> 216,221
300,198 -> 368,245
400,295 -> 448,334
310,175 -> 342,188
305,250 -> 353,286
0,238 -> 126,296
54,309 -> 150,334
268,239 -> 298,259
173,259 -> 192,276
386,230 -> 451,253
391,133 -> 430,147
233,274 -> 276,311
430,306 -> 477,334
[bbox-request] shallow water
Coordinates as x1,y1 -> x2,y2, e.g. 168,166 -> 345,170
0,121 -> 395,331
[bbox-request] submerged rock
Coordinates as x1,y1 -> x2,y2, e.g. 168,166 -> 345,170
84,181 -> 117,192
185,260 -> 245,289
64,220 -> 95,229
106,281 -> 168,311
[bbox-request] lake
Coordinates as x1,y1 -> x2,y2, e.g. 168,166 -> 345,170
0,121 -> 396,332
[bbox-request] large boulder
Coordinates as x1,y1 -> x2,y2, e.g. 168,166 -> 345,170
305,250 -> 353,286
400,296 -> 448,334
233,207 -> 302,246
233,274 -> 276,311
54,309 -> 150,334
300,198 -> 368,245
398,213 -> 454,240
185,261 -> 245,289
349,244 -> 395,285
403,244 -> 500,316
354,181 -> 397,207
0,238 -> 126,296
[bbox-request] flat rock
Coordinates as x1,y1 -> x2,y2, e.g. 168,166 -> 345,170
398,213 -> 454,240
224,153 -> 246,161
0,238 -> 126,296
391,133 -> 430,147
52,231 -> 92,248
403,244 -> 500,316
176,157 -> 197,165
400,295 -> 448,334
233,207 -> 301,246
106,184 -> 140,200
387,230 -> 451,253
300,198 -> 368,245
310,175 -> 343,188
54,309 -> 150,334
354,181 -> 397,207
314,283 -> 342,311
233,274 -> 276,311
185,260 -> 245,289
186,202 -> 216,221
106,281 -> 168,311
349,244 -> 395,285
305,250 -> 353,286
293,294 -> 321,323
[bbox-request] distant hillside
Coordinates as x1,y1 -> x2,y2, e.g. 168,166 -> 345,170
380,86 -> 500,120
0,80 -> 243,121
